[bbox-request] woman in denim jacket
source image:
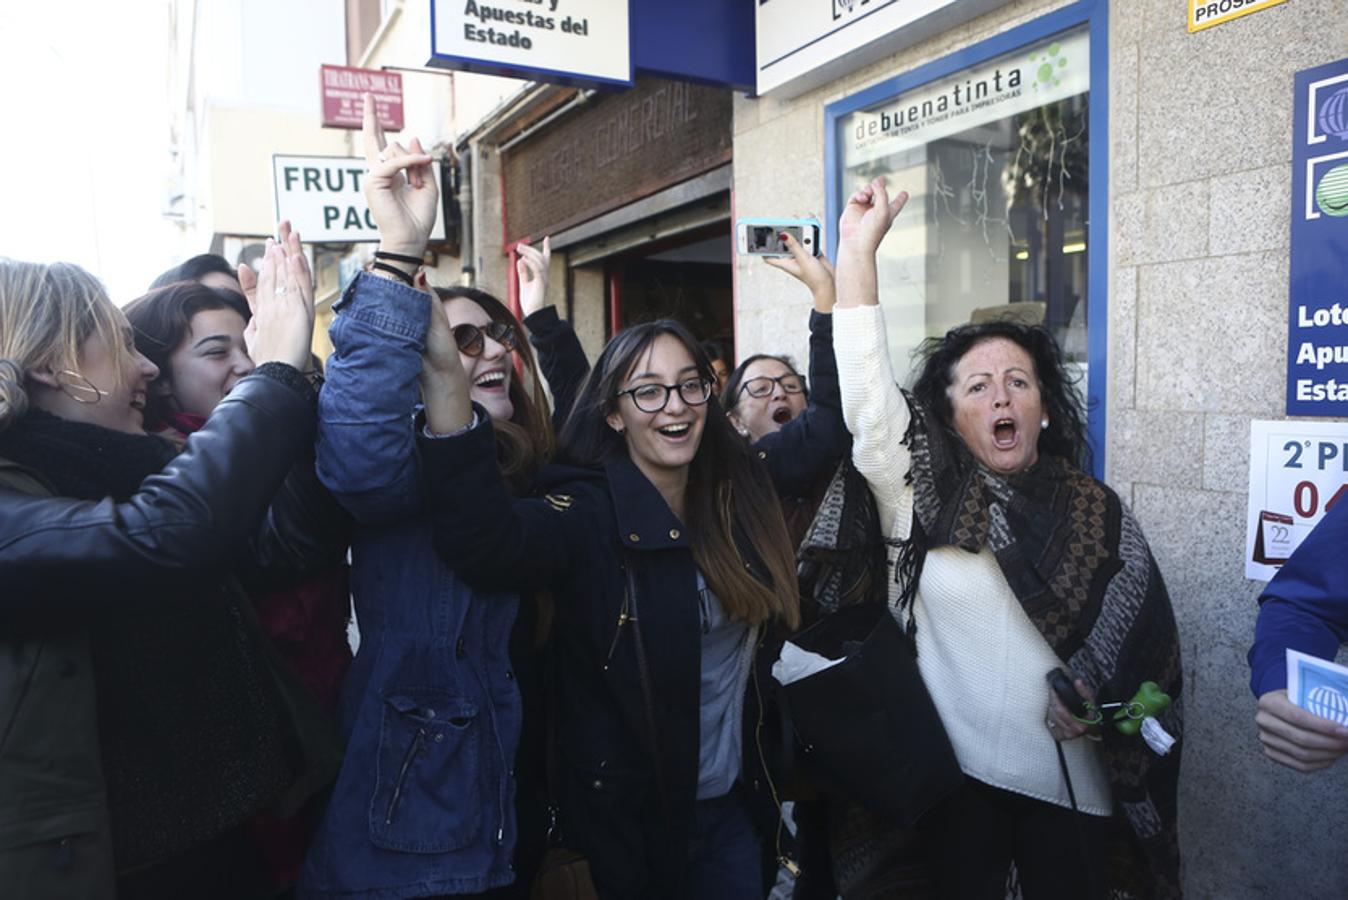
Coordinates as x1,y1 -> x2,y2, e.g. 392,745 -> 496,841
299,107 -> 554,898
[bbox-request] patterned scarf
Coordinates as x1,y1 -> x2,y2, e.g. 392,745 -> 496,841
898,393 -> 1184,899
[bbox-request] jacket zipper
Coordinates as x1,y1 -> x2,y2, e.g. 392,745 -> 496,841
751,628 -> 798,878
385,726 -> 427,825
603,594 -> 632,669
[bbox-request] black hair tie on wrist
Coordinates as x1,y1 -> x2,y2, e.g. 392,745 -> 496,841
371,261 -> 416,286
374,249 -> 425,266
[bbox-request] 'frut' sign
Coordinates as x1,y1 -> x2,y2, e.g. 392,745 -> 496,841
271,155 -> 446,244
1287,58 -> 1348,415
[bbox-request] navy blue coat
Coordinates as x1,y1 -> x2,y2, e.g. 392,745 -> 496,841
419,422 -> 788,899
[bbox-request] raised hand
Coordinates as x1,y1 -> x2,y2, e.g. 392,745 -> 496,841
419,297 -> 474,434
765,230 -> 836,313
517,237 -> 552,317
250,235 -> 317,372
361,92 -> 438,258
837,177 -> 908,259
834,177 -> 909,309
240,220 -> 307,361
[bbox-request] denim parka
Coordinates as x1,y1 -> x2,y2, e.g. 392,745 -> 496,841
299,273 -> 521,898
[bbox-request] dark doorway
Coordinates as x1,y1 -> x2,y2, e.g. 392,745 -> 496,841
605,224 -> 734,359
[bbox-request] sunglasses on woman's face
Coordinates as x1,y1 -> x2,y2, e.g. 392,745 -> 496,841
452,321 -> 518,357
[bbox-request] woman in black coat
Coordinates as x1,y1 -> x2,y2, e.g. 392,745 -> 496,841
0,240 -> 338,900
413,315 -> 802,899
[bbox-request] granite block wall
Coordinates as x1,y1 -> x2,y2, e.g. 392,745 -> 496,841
733,1 -> 1348,895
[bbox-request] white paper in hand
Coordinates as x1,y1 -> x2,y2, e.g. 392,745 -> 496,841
1286,649 -> 1348,727
771,641 -> 846,686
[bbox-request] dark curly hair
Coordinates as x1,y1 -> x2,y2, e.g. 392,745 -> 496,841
911,320 -> 1091,472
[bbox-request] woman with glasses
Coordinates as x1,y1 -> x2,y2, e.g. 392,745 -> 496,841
419,309 -> 801,899
300,106 -> 555,899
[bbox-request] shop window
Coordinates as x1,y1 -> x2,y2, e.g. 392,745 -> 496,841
833,26 -> 1091,389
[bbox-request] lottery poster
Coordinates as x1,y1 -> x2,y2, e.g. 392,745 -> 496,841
1245,419 -> 1348,580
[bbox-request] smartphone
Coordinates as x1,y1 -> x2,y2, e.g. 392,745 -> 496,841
736,217 -> 822,258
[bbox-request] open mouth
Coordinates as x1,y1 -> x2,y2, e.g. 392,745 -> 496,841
130,393 -> 147,412
771,407 -> 792,425
473,370 -> 507,389
992,418 -> 1017,450
657,423 -> 692,440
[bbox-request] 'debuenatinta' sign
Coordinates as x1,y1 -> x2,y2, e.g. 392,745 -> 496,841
840,29 -> 1089,172
428,0 -> 631,86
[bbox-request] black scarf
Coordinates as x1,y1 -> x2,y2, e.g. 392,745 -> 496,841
897,393 -> 1184,899
0,408 -> 178,502
0,410 -> 295,869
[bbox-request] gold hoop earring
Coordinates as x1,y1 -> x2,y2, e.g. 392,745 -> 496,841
56,370 -> 109,405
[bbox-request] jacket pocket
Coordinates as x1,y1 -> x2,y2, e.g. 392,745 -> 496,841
368,689 -> 481,853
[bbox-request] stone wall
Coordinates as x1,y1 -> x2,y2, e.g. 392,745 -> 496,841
733,1 -> 1348,896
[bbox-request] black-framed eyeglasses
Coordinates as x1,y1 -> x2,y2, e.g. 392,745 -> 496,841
616,377 -> 713,413
453,321 -> 517,357
738,374 -> 806,399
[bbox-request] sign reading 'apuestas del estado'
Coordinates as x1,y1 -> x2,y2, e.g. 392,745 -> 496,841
1288,57 -> 1348,415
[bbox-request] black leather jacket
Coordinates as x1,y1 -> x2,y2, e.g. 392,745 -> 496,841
0,366 -> 338,890
0,366 -> 329,629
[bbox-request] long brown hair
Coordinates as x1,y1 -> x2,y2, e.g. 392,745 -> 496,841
432,286 -> 554,493
561,320 -> 800,629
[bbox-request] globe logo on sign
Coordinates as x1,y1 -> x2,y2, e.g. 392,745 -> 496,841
1315,164 -> 1348,217
1319,86 -> 1348,140
1307,685 -> 1348,726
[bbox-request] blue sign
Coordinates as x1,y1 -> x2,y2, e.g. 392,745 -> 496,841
1288,58 -> 1348,415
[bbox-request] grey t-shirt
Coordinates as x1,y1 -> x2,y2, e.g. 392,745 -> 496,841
695,571 -> 751,800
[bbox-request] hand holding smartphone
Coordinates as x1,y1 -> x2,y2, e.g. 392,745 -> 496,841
736,217 -> 822,258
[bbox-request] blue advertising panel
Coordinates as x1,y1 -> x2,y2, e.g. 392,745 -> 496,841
1288,58 -> 1348,415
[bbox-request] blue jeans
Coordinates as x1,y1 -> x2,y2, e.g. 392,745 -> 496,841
687,791 -> 764,900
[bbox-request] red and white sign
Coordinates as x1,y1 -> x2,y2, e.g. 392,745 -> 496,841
320,64 -> 404,131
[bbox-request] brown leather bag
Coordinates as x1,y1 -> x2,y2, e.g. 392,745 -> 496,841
530,846 -> 597,900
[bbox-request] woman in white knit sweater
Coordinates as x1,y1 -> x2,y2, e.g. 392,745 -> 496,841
830,179 -> 1184,899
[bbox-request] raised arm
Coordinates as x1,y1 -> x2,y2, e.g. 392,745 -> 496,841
316,94 -> 450,523
519,237 -> 590,427
751,233 -> 849,498
315,273 -> 433,524
418,415 -> 590,594
832,178 -> 915,538
0,367 -> 316,628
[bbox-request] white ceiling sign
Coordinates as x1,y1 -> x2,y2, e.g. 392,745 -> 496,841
428,0 -> 631,87
756,0 -> 1013,97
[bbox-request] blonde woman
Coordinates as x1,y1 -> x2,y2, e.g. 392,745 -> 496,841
0,241 -> 333,900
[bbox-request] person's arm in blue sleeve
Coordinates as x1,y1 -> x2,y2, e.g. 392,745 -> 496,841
1248,498 -> 1348,695
1248,498 -> 1348,772
417,411 -> 589,595
525,305 -> 590,430
752,309 -> 849,498
315,272 -> 432,525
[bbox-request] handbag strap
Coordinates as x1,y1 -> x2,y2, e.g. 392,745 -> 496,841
624,555 -> 670,816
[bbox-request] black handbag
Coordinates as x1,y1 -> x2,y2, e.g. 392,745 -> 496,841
782,602 -> 961,827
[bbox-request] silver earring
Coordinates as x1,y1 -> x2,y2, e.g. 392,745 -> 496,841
1040,418 -> 1049,430
56,370 -> 109,405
